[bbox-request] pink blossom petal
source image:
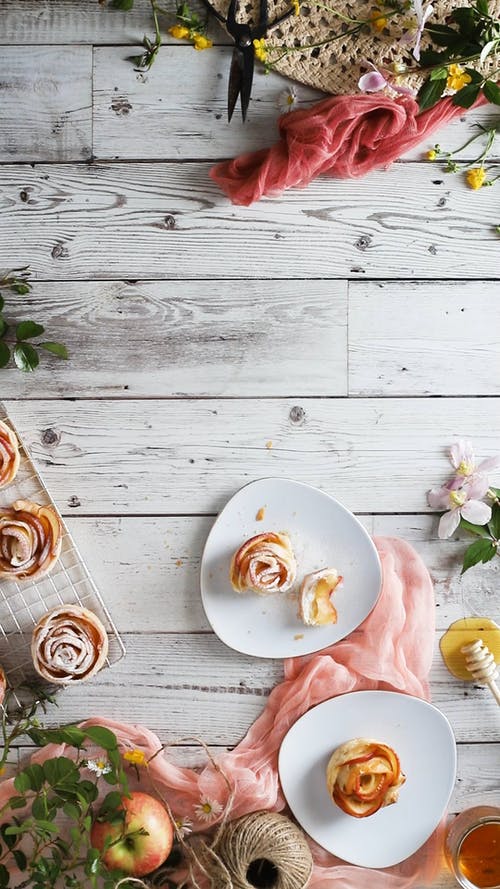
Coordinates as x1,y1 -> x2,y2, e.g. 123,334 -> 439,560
438,508 -> 461,538
449,440 -> 474,471
358,71 -> 388,92
461,499 -> 492,526
392,82 -> 417,97
428,485 -> 451,509
477,455 -> 500,474
465,474 -> 489,500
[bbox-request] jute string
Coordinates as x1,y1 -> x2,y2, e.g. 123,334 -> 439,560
117,737 -> 312,889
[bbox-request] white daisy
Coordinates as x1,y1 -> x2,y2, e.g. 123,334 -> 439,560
277,86 -> 297,114
174,815 -> 193,838
193,796 -> 223,822
86,758 -> 112,777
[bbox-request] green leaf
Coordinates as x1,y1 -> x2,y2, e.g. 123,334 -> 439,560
8,796 -> 27,810
63,801 -> 81,821
13,342 -> 39,372
12,850 -> 27,871
0,316 -> 7,338
0,864 -> 8,889
430,66 -> 449,80
452,83 -> 481,107
465,66 -> 484,83
111,0 -> 134,7
459,517 -> 492,538
13,772 -> 31,794
35,819 -> 59,835
418,76 -> 448,110
15,320 -> 44,340
0,295 -> 3,311
84,726 -> 118,752
483,79 -> 500,105
488,503 -> 500,539
98,790 -> 123,817
85,847 -> 101,877
0,342 -> 10,368
476,0 -> 489,15
461,537 -> 497,574
28,724 -> 87,748
39,341 -> 69,359
43,756 -> 80,788
31,795 -> 48,820
10,283 -> 31,295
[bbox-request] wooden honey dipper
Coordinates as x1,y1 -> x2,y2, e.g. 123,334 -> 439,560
461,639 -> 500,706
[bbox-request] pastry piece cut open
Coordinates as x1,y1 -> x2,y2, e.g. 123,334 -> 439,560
299,568 -> 342,626
0,420 -> 20,490
0,500 -> 62,581
326,738 -> 406,818
31,604 -> 109,684
230,531 -> 297,595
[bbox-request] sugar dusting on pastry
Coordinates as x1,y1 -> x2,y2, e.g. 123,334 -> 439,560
230,531 -> 297,595
326,738 -> 406,818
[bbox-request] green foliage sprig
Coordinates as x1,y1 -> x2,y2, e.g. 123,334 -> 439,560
460,487 -> 500,573
418,0 -> 500,109
0,269 -> 68,373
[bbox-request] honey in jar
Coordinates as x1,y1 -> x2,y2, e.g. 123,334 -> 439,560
457,821 -> 500,889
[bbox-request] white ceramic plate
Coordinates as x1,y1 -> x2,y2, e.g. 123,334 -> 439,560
200,478 -> 382,658
278,690 -> 457,868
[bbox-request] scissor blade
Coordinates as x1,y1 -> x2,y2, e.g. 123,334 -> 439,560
239,44 -> 254,122
227,47 -> 243,122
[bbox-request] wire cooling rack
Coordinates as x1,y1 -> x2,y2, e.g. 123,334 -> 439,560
0,403 -> 126,695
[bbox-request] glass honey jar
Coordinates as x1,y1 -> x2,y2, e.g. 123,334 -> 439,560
445,807 -> 500,889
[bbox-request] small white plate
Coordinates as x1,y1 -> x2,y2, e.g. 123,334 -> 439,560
200,478 -> 382,658
278,691 -> 457,868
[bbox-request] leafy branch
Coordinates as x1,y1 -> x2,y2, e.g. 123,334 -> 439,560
0,268 -> 68,373
460,486 -> 500,574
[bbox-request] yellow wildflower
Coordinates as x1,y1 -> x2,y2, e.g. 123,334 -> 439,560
0,766 -> 5,777
253,38 -> 268,63
446,64 -> 472,92
192,32 -> 213,50
466,167 -> 487,190
123,748 -> 148,767
169,24 -> 190,40
370,8 -> 387,31
426,149 -> 437,161
292,0 -> 301,14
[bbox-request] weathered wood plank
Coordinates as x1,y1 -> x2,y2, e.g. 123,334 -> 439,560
0,47 -> 92,162
349,280 -> 500,396
65,515 -> 499,634
8,632 -> 496,744
5,398 -> 500,515
93,47 -> 323,160
1,163 -> 499,279
0,280 -> 348,397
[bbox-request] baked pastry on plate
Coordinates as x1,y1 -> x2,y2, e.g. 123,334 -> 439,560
230,531 -> 297,595
326,738 -> 406,818
0,500 -> 62,581
31,604 -> 108,684
0,420 -> 20,489
299,568 -> 342,626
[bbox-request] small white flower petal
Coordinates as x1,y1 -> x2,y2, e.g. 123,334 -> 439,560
427,485 -> 451,509
465,474 -> 490,500
438,508 -> 461,538
461,499 -> 492,526
450,440 -> 474,471
358,70 -> 388,92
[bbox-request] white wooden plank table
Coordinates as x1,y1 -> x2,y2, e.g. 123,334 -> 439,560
0,2 -> 499,885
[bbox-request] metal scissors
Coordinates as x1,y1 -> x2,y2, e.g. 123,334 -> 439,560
203,0 -> 295,122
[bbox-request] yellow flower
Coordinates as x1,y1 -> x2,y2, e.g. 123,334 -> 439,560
253,38 -> 268,63
466,167 -> 487,190
292,0 -> 301,15
446,64 -> 472,91
0,766 -> 5,777
192,32 -> 213,50
169,24 -> 190,40
370,8 -> 387,31
426,149 -> 437,161
123,748 -> 148,767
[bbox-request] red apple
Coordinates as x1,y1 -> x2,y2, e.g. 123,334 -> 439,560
91,791 -> 174,877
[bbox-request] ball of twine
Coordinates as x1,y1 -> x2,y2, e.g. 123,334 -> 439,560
208,811 -> 313,889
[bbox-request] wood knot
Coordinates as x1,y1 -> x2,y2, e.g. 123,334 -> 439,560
41,428 -> 60,446
67,495 -> 81,508
354,234 -> 372,251
289,405 -> 306,426
51,242 -> 69,260
164,214 -> 176,229
111,96 -> 132,115
20,189 -> 30,203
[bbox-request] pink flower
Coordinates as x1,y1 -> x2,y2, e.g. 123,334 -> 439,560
428,475 -> 492,538
448,440 -> 500,486
400,0 -> 434,61
358,63 -> 415,95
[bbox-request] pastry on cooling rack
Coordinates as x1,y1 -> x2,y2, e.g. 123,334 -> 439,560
326,739 -> 405,818
230,531 -> 297,595
0,420 -> 20,490
299,568 -> 342,627
0,499 -> 62,581
31,603 -> 109,684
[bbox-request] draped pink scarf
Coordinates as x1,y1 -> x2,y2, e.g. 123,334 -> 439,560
210,93 -> 487,205
1,536 -> 445,888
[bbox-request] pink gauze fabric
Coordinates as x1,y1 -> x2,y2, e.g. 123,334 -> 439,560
210,92 -> 488,205
1,536 -> 444,888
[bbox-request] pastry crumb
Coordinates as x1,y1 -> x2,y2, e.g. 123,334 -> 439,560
255,506 -> 266,521
265,440 -> 273,449
294,633 -> 304,640
175,559 -> 183,567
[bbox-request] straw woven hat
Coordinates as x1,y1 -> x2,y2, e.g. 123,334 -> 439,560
210,0 -> 500,95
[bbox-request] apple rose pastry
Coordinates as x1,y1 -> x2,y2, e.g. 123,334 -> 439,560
299,568 -> 342,626
230,531 -> 297,595
0,666 -> 6,706
0,500 -> 62,581
326,739 -> 406,818
31,604 -> 108,684
0,420 -> 20,489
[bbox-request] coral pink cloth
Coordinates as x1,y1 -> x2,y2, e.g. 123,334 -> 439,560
210,92 -> 487,205
2,536 -> 442,888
